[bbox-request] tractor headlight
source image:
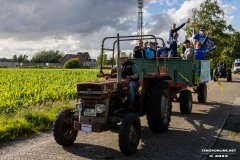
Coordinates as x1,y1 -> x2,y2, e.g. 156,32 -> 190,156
103,85 -> 107,91
95,104 -> 106,113
76,102 -> 83,112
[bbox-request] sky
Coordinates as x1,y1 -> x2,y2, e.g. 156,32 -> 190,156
0,0 -> 239,60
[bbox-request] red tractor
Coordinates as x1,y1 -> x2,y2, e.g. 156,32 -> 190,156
53,34 -> 209,155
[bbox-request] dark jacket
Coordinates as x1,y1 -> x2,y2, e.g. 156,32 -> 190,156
122,61 -> 139,82
133,46 -> 146,58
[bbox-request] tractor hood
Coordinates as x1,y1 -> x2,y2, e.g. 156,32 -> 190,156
77,79 -> 130,100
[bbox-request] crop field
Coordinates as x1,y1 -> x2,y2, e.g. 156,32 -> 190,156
0,68 -> 103,114
0,68 -> 104,142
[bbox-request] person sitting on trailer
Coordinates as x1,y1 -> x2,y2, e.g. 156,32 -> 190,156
181,39 -> 195,60
145,42 -> 157,59
194,31 -> 217,60
193,27 -> 206,44
133,40 -> 146,59
167,32 -> 179,58
167,18 -> 190,44
157,47 -> 169,58
143,40 -> 149,50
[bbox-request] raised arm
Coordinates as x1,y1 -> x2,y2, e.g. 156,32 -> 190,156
168,18 -> 190,42
174,18 -> 190,32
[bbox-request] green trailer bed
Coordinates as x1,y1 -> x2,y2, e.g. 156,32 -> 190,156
131,58 -> 210,86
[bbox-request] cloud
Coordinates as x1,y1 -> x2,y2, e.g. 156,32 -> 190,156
217,0 -> 236,27
0,0 -> 238,60
0,0 -> 137,36
144,0 -> 237,45
0,0 -> 139,59
148,0 -> 179,6
218,1 -> 236,14
144,0 -> 205,44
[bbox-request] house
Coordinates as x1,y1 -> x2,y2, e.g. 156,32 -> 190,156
0,58 -> 19,67
0,58 -> 11,62
59,54 -> 86,66
85,59 -> 98,68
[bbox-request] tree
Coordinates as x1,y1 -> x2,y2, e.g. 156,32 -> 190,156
225,32 -> 240,58
31,50 -> 64,63
221,32 -> 240,67
63,58 -> 82,69
77,52 -> 91,61
185,0 -> 235,66
11,54 -> 29,63
110,57 -> 116,65
11,54 -> 18,62
102,54 -> 107,65
97,53 -> 107,65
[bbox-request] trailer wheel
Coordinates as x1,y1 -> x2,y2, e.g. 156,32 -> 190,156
53,109 -> 78,146
119,113 -> 141,155
197,83 -> 207,103
180,90 -> 192,114
146,80 -> 172,133
227,69 -> 232,82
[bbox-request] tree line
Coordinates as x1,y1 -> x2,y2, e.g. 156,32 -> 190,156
11,50 -> 91,63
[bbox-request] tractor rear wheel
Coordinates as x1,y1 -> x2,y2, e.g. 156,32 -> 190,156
180,90 -> 192,114
53,109 -> 78,146
119,113 -> 141,155
146,80 -> 172,133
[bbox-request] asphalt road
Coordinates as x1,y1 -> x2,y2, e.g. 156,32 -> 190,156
1,74 -> 240,160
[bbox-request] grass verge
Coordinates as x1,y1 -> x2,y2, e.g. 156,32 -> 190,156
0,100 -> 76,143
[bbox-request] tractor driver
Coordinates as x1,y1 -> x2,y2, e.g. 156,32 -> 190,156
111,52 -> 140,109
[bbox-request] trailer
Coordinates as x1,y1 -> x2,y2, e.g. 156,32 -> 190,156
131,58 -> 211,114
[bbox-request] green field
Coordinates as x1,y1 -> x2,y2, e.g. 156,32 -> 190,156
0,68 -> 104,142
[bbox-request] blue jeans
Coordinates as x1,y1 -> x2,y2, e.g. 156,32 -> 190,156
128,81 -> 138,105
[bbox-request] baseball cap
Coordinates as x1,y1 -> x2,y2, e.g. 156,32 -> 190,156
150,42 -> 158,45
120,52 -> 128,58
183,39 -> 190,43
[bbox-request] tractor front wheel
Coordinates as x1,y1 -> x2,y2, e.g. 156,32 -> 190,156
119,113 -> 141,155
53,109 -> 78,146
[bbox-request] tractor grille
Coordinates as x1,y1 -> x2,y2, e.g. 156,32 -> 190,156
78,84 -> 102,92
